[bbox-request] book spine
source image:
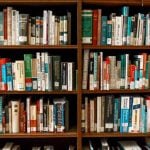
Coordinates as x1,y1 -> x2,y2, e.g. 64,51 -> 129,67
101,16 -> 107,45
120,96 -> 130,133
0,96 -> 3,133
19,14 -> 28,45
52,56 -> 61,90
24,54 -> 32,91
11,101 -> 20,133
30,105 -> 37,133
26,97 -> 31,133
0,11 -> 4,45
82,10 -> 93,44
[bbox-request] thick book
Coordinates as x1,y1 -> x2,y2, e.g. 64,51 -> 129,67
19,14 -> 29,45
52,56 -> 61,90
11,100 -> 20,133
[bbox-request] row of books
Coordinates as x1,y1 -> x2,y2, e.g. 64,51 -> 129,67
0,96 -> 69,134
82,95 -> 150,133
0,7 -> 71,45
83,138 -> 150,150
0,52 -> 76,91
2,142 -> 75,150
82,6 -> 150,46
82,49 -> 150,90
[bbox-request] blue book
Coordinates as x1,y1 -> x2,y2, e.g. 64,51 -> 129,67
127,16 -> 132,45
120,96 -> 130,133
6,62 -> 13,91
2,64 -> 7,91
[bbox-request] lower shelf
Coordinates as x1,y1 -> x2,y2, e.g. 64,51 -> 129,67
0,132 -> 77,138
83,132 -> 150,138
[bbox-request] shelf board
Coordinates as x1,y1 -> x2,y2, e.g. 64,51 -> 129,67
83,132 -> 150,138
82,89 -> 150,94
0,132 -> 77,138
0,91 -> 78,95
0,0 -> 77,5
82,0 -> 141,6
0,45 -> 77,50
83,45 -> 150,50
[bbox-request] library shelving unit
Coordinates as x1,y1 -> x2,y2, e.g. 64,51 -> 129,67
0,0 -> 150,149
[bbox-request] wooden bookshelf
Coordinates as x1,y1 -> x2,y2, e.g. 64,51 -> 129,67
0,0 -> 149,149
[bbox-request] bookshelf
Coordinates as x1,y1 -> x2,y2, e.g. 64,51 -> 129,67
0,0 -> 150,149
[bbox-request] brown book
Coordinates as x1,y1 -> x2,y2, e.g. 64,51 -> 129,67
97,9 -> 102,45
3,8 -> 7,45
92,9 -> 98,45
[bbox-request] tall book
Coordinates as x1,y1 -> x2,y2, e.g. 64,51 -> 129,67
14,60 -> 25,91
0,11 -> 4,45
52,56 -> 61,90
24,54 -> 32,91
82,49 -> 89,90
82,10 -> 93,44
19,14 -> 29,45
120,96 -> 130,132
104,95 -> 114,132
11,100 -> 20,133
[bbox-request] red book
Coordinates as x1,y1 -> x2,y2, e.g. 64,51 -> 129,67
92,9 -> 98,45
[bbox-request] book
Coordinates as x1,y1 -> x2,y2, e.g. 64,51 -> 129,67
82,10 -> 93,44
11,101 -> 20,133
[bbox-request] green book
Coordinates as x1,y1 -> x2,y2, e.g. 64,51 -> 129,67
82,9 -> 93,44
101,16 -> 107,45
24,54 -> 32,91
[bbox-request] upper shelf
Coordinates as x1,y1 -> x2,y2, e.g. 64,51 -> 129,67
0,0 -> 77,5
0,45 -> 78,50
83,45 -> 150,50
82,0 -> 142,6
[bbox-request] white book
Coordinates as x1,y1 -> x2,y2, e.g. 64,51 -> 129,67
146,14 -> 150,45
15,11 -> 19,45
26,97 -> 31,133
11,101 -> 20,133
30,105 -> 37,132
36,52 -> 41,91
51,15 -> 55,45
14,60 -> 25,91
115,16 -> 123,45
67,62 -> 73,91
43,10 -> 48,45
48,10 -> 52,45
48,104 -> 54,132
82,49 -> 89,90
97,96 -> 102,132
131,96 -> 141,133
